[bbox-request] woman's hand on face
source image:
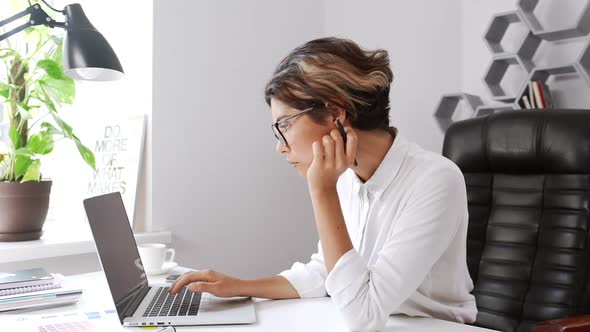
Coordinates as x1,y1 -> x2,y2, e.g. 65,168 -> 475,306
306,127 -> 358,192
168,269 -> 243,298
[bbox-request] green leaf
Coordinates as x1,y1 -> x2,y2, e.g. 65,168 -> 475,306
50,113 -> 73,137
42,77 -> 75,104
38,80 -> 61,107
0,49 -> 16,58
0,82 -> 16,99
14,154 -> 33,180
35,81 -> 58,112
27,132 -> 54,155
36,59 -> 65,80
9,126 -> 22,149
21,159 -> 41,182
16,104 -> 31,122
15,147 -> 33,156
41,122 -> 63,136
74,139 -> 96,170
50,36 -> 64,66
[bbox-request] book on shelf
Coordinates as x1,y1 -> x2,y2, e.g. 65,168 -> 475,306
520,80 -> 553,110
528,81 -> 536,108
538,80 -> 553,108
533,81 -> 545,109
522,95 -> 532,109
0,268 -> 54,291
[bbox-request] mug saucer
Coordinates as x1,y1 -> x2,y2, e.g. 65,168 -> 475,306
145,261 -> 178,276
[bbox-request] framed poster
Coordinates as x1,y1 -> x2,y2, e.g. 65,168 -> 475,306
44,114 -> 146,227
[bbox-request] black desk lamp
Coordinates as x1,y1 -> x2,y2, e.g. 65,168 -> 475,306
0,0 -> 124,81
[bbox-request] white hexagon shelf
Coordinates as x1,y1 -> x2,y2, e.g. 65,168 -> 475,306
514,64 -> 590,109
484,11 -> 541,71
578,38 -> 590,85
516,31 -> 541,72
484,11 -> 522,54
517,0 -> 590,41
484,54 -> 531,102
475,104 -> 518,118
434,93 -> 483,132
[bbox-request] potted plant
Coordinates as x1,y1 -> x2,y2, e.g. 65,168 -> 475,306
0,26 -> 95,241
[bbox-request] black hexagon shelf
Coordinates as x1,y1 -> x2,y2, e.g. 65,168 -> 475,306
517,0 -> 590,41
434,93 -> 483,132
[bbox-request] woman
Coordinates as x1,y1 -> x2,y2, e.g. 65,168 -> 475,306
169,37 -> 477,331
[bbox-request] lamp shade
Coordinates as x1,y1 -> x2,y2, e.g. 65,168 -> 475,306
62,4 -> 124,81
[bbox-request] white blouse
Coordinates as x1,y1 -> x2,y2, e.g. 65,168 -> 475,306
279,132 -> 477,331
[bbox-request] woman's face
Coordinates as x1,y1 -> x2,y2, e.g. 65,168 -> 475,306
270,98 -> 333,177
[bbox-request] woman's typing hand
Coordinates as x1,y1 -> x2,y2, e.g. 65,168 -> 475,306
168,269 -> 244,298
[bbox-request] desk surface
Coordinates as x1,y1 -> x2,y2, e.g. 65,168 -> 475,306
1,268 -> 497,332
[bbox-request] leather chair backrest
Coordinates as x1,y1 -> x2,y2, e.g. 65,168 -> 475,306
442,110 -> 590,332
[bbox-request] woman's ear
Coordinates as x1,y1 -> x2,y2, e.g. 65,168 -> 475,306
333,110 -> 348,127
325,102 -> 348,125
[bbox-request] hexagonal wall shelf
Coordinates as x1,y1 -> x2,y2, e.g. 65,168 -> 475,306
475,104 -> 518,118
517,0 -> 590,41
484,11 -> 541,71
514,64 -> 589,109
435,1 -> 590,133
484,54 -> 530,102
578,38 -> 590,85
517,31 -> 541,72
434,93 -> 483,132
484,11 -> 522,54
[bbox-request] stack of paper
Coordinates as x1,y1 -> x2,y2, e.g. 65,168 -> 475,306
0,268 -> 83,312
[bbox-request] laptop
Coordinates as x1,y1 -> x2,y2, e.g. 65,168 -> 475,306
83,192 -> 256,327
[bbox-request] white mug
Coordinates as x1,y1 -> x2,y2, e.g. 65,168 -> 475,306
138,243 -> 175,272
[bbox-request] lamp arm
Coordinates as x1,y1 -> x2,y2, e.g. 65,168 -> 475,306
0,3 -> 64,42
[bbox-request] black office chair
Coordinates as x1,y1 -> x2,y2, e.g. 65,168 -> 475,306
442,110 -> 590,332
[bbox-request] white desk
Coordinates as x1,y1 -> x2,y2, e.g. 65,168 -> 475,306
2,268 -> 497,332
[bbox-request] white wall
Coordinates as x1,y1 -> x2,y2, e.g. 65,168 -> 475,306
152,0 -> 325,278
323,0 -> 463,153
152,0 -> 463,278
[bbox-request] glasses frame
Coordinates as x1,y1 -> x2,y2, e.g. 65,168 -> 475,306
271,107 -> 315,148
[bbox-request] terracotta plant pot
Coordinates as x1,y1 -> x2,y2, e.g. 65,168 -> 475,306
0,180 -> 52,241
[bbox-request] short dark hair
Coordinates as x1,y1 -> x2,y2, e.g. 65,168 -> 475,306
264,37 -> 394,130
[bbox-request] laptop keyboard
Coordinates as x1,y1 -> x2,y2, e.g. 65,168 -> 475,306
143,286 -> 202,317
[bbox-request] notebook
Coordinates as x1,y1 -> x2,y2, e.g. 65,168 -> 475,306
0,273 -> 63,296
0,268 -> 54,291
0,274 -> 82,312
0,286 -> 83,312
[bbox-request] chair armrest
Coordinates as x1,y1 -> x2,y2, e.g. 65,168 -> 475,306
534,315 -> 590,332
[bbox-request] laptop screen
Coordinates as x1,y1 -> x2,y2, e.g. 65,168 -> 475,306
83,192 -> 148,322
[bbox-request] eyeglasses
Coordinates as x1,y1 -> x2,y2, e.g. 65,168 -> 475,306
271,107 -> 315,147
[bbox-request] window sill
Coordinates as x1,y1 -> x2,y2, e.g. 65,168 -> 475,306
0,223 -> 171,264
